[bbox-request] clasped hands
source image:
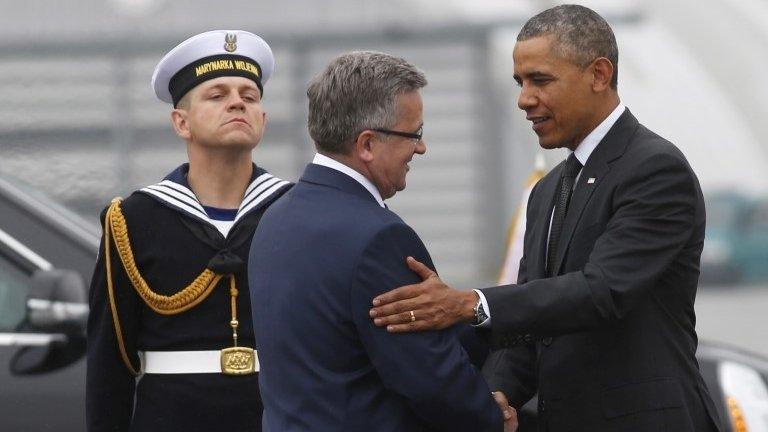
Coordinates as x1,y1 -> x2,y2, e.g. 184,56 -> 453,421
493,391 -> 519,432
369,257 -> 517,431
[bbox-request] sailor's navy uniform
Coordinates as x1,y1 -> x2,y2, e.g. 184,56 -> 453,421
87,163 -> 290,431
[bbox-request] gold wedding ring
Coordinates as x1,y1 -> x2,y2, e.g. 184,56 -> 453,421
409,310 -> 416,322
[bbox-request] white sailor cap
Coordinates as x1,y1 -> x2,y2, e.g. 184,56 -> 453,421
151,29 -> 275,106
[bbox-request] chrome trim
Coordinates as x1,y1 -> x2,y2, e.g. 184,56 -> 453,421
0,175 -> 100,249
0,332 -> 67,346
0,227 -> 53,271
26,299 -> 89,326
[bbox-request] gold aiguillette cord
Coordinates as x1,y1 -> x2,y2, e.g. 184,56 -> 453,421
220,275 -> 257,375
104,198 -> 255,375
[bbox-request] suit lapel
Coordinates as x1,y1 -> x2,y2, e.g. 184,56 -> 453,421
552,161 -> 610,274
552,109 -> 641,275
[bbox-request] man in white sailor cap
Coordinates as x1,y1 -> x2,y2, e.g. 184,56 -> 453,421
86,30 -> 291,432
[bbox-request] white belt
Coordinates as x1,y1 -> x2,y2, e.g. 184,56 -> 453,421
140,349 -> 260,374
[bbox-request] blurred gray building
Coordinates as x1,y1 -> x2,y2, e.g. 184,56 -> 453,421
1,0 -> 767,286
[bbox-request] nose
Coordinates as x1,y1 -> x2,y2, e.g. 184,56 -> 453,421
227,91 -> 246,111
414,139 -> 427,155
517,83 -> 537,111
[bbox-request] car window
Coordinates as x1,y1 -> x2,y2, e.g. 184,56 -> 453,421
0,256 -> 30,331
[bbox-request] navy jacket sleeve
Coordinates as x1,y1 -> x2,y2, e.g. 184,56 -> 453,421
86,209 -> 141,432
350,222 -> 503,432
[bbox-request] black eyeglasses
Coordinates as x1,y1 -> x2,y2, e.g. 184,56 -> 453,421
372,126 -> 423,142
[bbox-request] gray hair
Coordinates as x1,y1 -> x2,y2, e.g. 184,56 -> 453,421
307,51 -> 427,155
519,4 -> 619,88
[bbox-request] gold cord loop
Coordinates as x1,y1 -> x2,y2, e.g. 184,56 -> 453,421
103,198 -> 235,375
106,200 -> 223,315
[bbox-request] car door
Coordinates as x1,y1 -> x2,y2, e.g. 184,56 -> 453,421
0,229 -> 88,431
0,176 -> 99,431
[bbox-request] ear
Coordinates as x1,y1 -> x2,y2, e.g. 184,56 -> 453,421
354,130 -> 377,163
591,57 -> 614,92
170,108 -> 191,140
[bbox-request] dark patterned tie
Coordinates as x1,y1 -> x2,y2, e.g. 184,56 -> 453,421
546,153 -> 583,277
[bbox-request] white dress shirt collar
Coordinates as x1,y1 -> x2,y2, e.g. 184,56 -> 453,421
572,103 -> 626,165
312,153 -> 386,208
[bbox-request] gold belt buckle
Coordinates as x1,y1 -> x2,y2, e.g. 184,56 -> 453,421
220,347 -> 256,375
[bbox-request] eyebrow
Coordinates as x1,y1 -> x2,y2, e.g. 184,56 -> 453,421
524,71 -> 553,79
204,83 -> 259,92
514,70 -> 554,85
239,83 -> 260,92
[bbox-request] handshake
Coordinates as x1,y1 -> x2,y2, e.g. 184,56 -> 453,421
370,257 -> 519,431
493,391 -> 519,432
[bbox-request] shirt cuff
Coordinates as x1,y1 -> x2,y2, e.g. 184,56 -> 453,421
472,289 -> 491,328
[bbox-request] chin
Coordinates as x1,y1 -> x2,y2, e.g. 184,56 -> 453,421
382,185 -> 399,200
219,137 -> 260,150
537,140 -> 555,150
538,137 -> 565,150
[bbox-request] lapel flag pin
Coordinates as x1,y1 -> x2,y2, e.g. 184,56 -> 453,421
587,177 -> 596,184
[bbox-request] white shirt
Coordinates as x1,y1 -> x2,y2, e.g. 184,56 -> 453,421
202,206 -> 238,237
572,103 -> 626,172
475,103 -> 626,327
209,219 -> 235,237
312,153 -> 386,208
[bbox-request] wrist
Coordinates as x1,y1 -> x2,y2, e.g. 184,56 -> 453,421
460,290 -> 480,323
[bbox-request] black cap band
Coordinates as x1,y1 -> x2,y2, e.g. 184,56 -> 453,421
168,54 -> 263,107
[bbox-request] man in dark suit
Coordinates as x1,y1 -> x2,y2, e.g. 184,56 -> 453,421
248,51 -> 515,432
368,5 -> 723,432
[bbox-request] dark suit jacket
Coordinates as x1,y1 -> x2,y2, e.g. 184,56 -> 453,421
480,110 -> 723,432
249,163 -> 502,432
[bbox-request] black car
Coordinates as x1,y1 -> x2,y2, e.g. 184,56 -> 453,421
0,175 -> 98,431
1,177 -> 766,431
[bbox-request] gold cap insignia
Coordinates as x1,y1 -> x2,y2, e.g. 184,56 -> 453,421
224,33 -> 237,53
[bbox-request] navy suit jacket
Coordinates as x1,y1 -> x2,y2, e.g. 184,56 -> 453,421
249,163 -> 502,432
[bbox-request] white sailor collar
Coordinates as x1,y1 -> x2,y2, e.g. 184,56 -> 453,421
138,163 -> 291,236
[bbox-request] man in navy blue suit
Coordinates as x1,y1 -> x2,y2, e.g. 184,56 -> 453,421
248,51 -> 516,431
